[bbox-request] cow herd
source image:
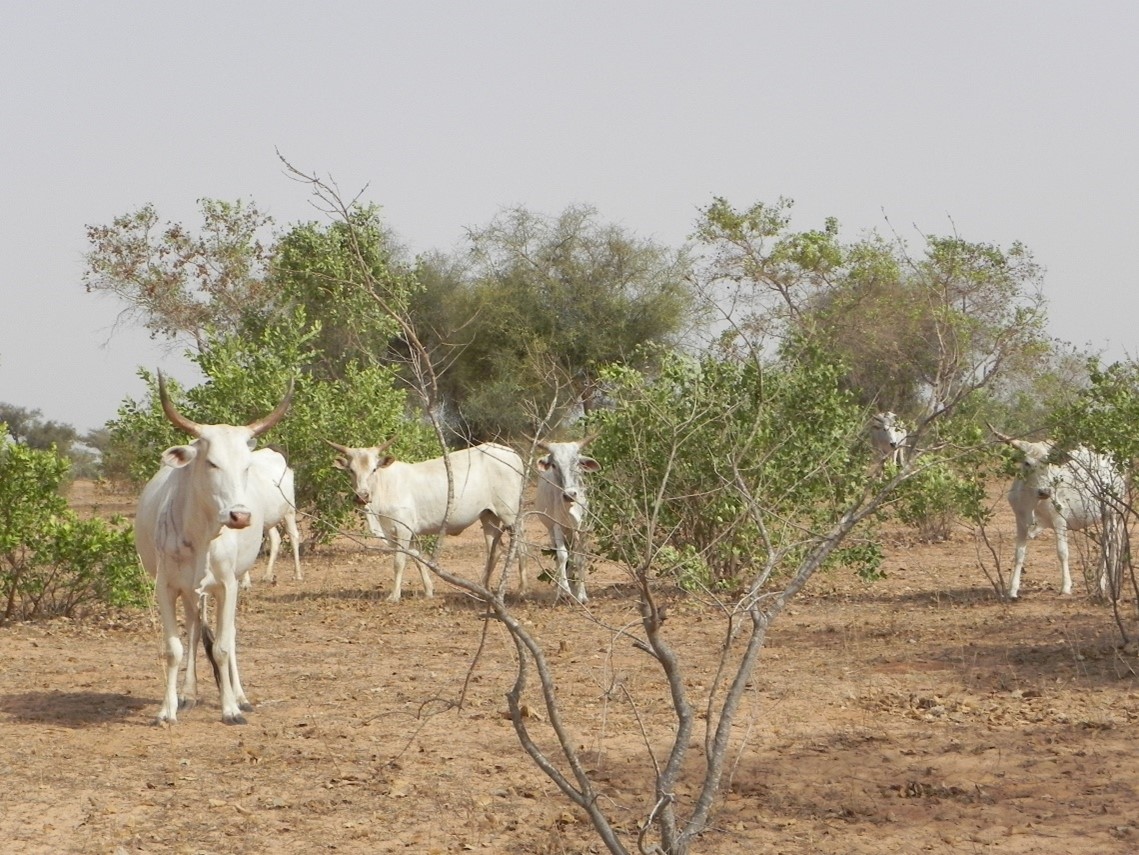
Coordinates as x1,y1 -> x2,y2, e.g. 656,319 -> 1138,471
130,385 -> 1125,725
132,376 -> 603,723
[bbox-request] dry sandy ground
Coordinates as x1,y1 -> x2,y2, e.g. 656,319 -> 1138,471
1,482 -> 1137,854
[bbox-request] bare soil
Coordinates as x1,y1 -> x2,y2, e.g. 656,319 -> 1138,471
2,481 -> 1138,854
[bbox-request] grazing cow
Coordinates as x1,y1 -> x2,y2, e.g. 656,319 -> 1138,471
991,426 -> 1125,599
134,374 -> 291,724
535,438 -> 601,603
240,448 -> 302,589
869,412 -> 908,466
328,440 -> 524,602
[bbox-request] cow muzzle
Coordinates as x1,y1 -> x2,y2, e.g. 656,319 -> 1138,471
224,508 -> 253,529
1036,488 -> 1052,501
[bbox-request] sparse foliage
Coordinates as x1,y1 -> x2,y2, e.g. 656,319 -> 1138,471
83,199 -> 276,353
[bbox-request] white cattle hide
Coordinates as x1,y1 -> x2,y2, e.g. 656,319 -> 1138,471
329,440 -> 524,602
994,428 -> 1125,599
535,438 -> 601,603
240,448 -> 302,588
134,374 -> 291,724
869,411 -> 908,466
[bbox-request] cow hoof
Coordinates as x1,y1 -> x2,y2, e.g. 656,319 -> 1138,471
386,594 -> 401,603
154,715 -> 176,726
178,697 -> 197,711
239,701 -> 254,713
223,713 -> 248,725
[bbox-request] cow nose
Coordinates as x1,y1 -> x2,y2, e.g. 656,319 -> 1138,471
227,510 -> 253,529
1037,488 -> 1052,500
563,489 -> 579,504
355,493 -> 369,506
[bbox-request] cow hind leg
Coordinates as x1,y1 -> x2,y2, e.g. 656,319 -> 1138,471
264,526 -> 281,583
285,512 -> 303,581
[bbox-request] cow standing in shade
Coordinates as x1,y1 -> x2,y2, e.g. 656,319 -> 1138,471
535,437 -> 601,603
134,374 -> 291,724
869,411 -> 908,466
328,439 -> 524,601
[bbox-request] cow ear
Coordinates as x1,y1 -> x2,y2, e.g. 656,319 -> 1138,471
536,455 -> 552,472
161,445 -> 197,469
378,455 -> 396,469
332,457 -> 348,470
579,456 -> 601,473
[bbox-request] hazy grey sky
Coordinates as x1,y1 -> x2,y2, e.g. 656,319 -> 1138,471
3,2 -> 1137,432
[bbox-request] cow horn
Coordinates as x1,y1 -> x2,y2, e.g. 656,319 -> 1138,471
157,371 -> 203,438
986,422 -> 1015,444
577,433 -> 599,448
376,436 -> 397,455
246,379 -> 294,438
325,439 -> 351,454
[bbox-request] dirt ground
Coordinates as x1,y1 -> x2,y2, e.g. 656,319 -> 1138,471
2,481 -> 1138,854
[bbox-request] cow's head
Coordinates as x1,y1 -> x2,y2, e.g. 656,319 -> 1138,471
989,424 -> 1059,500
870,411 -> 907,450
327,438 -> 397,506
536,437 -> 602,527
158,372 -> 293,529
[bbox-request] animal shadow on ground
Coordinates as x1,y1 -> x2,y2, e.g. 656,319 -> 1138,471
0,691 -> 151,727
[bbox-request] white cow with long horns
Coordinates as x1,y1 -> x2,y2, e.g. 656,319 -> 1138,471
134,374 -> 292,724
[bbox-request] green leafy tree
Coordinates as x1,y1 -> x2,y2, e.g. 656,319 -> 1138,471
0,404 -> 43,445
0,438 -> 143,622
270,205 -> 414,378
589,343 -> 881,591
695,198 -> 1052,423
87,193 -> 433,539
413,204 -> 698,439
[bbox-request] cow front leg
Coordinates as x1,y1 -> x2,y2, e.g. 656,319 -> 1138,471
155,584 -> 184,724
211,580 -> 248,724
388,534 -> 411,602
178,591 -> 204,711
1009,536 -> 1028,599
551,529 -> 574,601
567,534 -> 588,603
1055,530 -> 1073,595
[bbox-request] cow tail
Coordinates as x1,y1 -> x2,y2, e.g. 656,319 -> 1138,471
201,624 -> 223,690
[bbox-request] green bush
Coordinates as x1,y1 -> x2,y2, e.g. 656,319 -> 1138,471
0,440 -> 146,622
588,344 -> 880,592
888,416 -> 995,542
